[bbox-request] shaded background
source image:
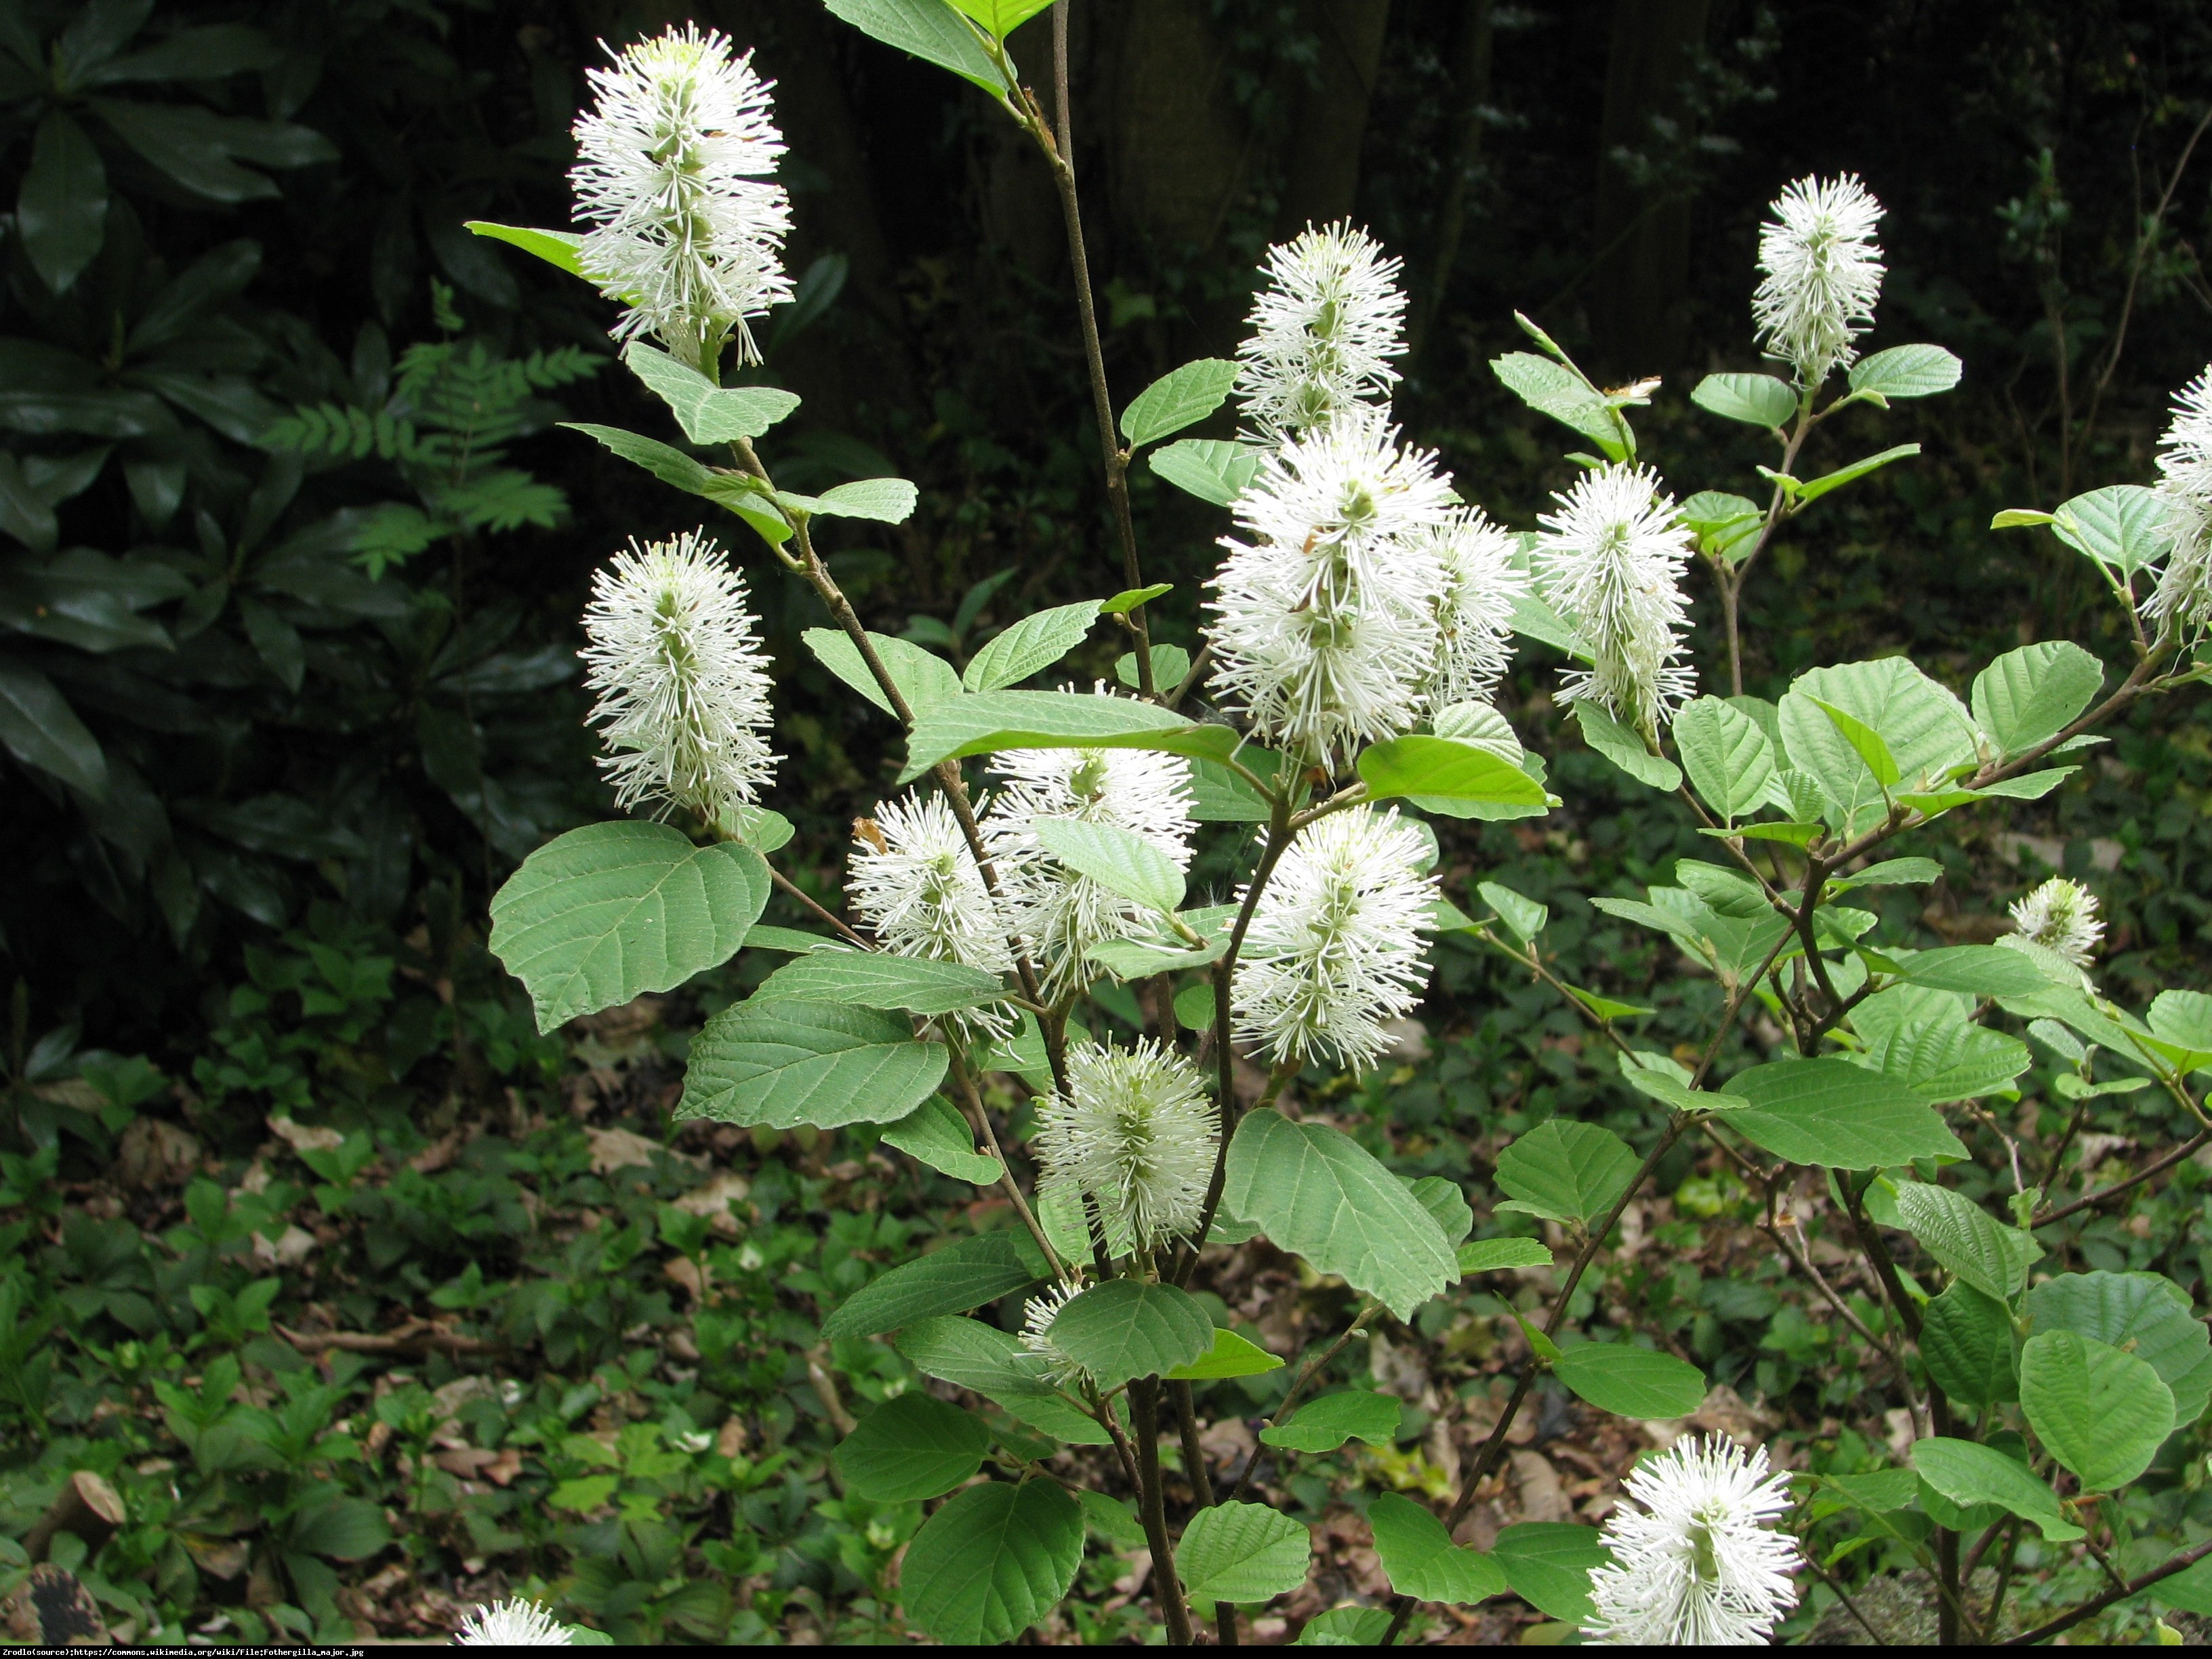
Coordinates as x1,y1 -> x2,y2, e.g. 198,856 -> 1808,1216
5,0 -> 2211,1078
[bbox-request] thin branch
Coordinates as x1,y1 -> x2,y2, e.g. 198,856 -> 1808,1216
1227,1305 -> 1378,1505
766,866 -> 869,948
2002,1534 -> 2212,1645
2032,1127 -> 2212,1229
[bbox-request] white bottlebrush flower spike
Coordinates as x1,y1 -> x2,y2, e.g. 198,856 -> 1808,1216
1034,1040 -> 1218,1252
1584,1435 -> 1802,1646
571,26 -> 794,369
983,712 -> 1196,994
2003,876 -> 2104,972
1236,221 -> 1408,441
1234,805 -> 1438,1070
580,530 -> 779,821
2147,366 -> 2212,642
1422,507 -> 1529,707
1752,173 -> 1885,388
846,792 -> 1014,975
455,1596 -> 573,1645
1206,412 -> 1452,766
1533,463 -> 1697,737
1019,1280 -> 1086,1387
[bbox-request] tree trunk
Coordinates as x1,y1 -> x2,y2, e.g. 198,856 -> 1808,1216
1277,0 -> 1393,234
1102,0 -> 1251,251
1589,0 -> 1711,378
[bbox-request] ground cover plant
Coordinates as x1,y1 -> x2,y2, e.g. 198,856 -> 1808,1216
9,0 -> 2212,1649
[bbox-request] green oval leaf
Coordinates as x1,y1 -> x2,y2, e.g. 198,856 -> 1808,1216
1889,1181 -> 2037,1303
903,689 -> 1239,780
1259,1389 -> 1401,1453
489,822 -> 768,1033
1031,816 -> 1185,913
1675,695 -> 1775,824
1911,1437 -> 2078,1541
1223,1109 -> 1457,1320
1492,1523 -> 1611,1624
465,220 -> 586,277
801,626 -> 963,719
963,601 -> 1102,691
1971,640 -> 2104,760
899,1480 -> 1083,1645
880,1095 -> 1004,1185
1724,1057 -> 1967,1168
1458,1238 -> 1553,1276
1369,1492 -> 1509,1604
821,1233 -> 1043,1340
2019,1328 -> 2175,1492
1165,1326 -> 1285,1380
823,0 -> 1010,96
1493,1120 -> 1640,1225
2025,1271 -> 2212,1428
834,1393 -> 991,1500
756,951 -> 1010,1017
1359,734 -> 1550,813
2049,483 -> 2171,576
1691,371 -> 1797,428
1047,1279 -> 1214,1387
1121,358 -> 1241,447
1551,1343 -> 1707,1418
680,1000 -> 947,1129
1148,437 -> 1264,506
1849,344 -> 1963,400
1921,1282 -> 2020,1410
620,341 -> 800,443
1176,1501 -> 1311,1605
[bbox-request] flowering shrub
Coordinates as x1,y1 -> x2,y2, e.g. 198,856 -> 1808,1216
466,5 -> 2212,1647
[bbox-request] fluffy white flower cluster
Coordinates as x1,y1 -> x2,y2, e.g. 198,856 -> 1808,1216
1422,508 -> 1530,708
1233,805 -> 1437,1069
983,720 -> 1197,995
1533,463 -> 1698,737
1019,1279 -> 1086,1386
570,26 -> 794,369
2148,367 -> 2212,642
455,1596 -> 575,1645
2001,875 -> 2104,979
1035,1040 -> 1218,1253
1207,413 -> 1458,765
1752,173 -> 1885,389
846,792 -> 1017,1036
1584,1435 -> 1802,1646
1235,221 -> 1407,441
579,530 -> 779,821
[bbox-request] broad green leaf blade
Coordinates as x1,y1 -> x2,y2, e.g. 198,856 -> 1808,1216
1849,344 -> 1963,400
620,342 -> 800,442
1675,695 -> 1775,823
1147,437 -> 1263,506
680,1001 -> 947,1129
1573,701 -> 1681,790
1406,1176 -> 1474,1246
1458,1238 -> 1552,1275
1493,1120 -> 1640,1225
20,112 -> 108,293
1048,1279 -> 1214,1387
1368,1492 -> 1508,1604
1508,588 -> 1589,656
1165,1327 -> 1285,1380
1031,817 -> 1185,913
1991,508 -> 2057,530
1492,1523 -> 1610,1624
1552,1343 -> 1707,1418
2019,1329 -> 2175,1492
756,951 -> 1010,1016
834,1393 -> 990,1500
946,0 -> 1053,39
1176,1502 -> 1311,1604
1079,1489 -> 1149,1547
1477,880 -> 1549,943
1724,1058 -> 1967,1168
823,0 -> 1010,96
802,626 -> 963,718
821,1233 -> 1043,1339
1910,1438 -> 2079,1542
1808,696 -> 1901,787
880,1095 -> 1004,1185
489,823 -> 768,1032
1889,1181 -> 2036,1303
1359,735 -> 1550,811
1616,1050 -> 1749,1114
1223,1109 -> 1458,1319
1191,749 -> 1279,823
0,658 -> 107,797
1828,857 -> 1942,891
1776,659 -> 1974,833
1895,945 -> 2051,997
1101,583 -> 1172,615
1116,643 -> 1192,693
1120,358 -> 1240,447
2026,1271 -> 2212,1427
1679,491 -> 1765,560
812,477 -> 918,523
963,600 -> 1102,691
903,689 -> 1238,781
561,421 -> 714,492
1971,640 -> 2104,760
1795,443 -> 1920,504
1690,371 -> 1797,428
897,1315 -> 1052,1397
1260,1390 -> 1401,1452
899,1480 -> 1083,1645
1922,1282 -> 2019,1410
466,220 -> 586,277
1490,352 -> 1623,454
1295,1607 -> 1395,1645
2050,483 -> 2170,577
